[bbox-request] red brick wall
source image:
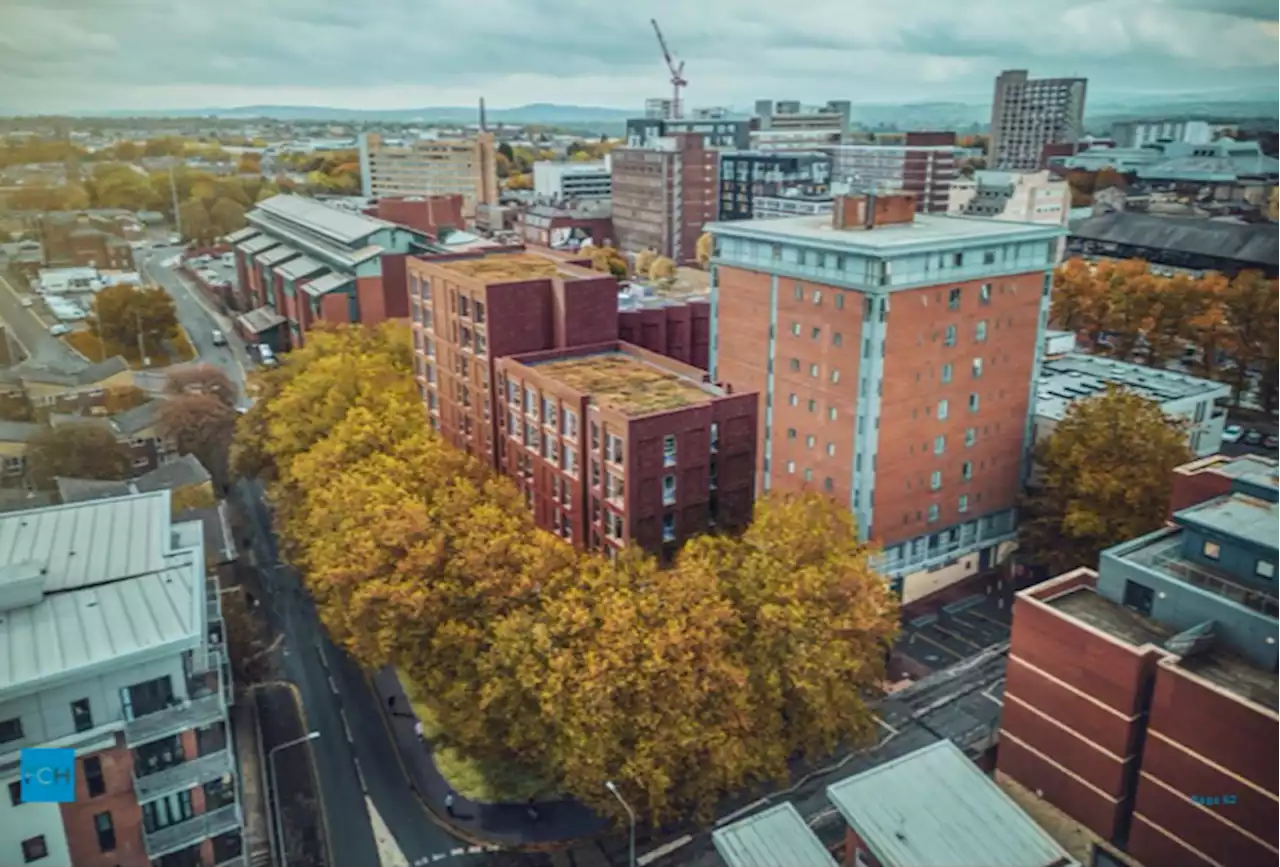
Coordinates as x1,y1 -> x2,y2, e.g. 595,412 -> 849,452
61,740 -> 146,867
676,135 -> 719,265
319,293 -> 350,324
368,195 -> 464,237
554,275 -> 618,349
381,254 -> 410,320
1169,460 -> 1235,516
843,827 -> 884,867
354,276 -> 387,325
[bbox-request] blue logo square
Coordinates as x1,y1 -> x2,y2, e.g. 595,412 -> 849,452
20,748 -> 75,803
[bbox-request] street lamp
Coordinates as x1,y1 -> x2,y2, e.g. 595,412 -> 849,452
269,730 -> 320,867
605,780 -> 635,867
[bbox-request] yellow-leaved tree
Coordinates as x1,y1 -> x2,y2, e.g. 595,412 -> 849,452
695,232 -> 714,269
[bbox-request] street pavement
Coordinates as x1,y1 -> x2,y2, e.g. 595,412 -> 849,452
0,271 -> 87,368
138,246 -> 254,408
234,480 -> 474,867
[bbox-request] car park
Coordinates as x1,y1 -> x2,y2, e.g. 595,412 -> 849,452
1221,424 -> 1244,443
48,323 -> 70,336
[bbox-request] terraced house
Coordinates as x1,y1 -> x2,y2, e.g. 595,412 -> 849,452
0,490 -> 241,867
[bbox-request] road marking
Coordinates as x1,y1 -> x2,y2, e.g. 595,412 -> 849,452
328,675 -> 338,695
339,707 -> 354,744
450,849 -> 464,856
876,716 -> 900,736
467,846 -> 482,854
353,757 -> 368,794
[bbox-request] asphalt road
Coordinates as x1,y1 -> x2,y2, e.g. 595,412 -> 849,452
138,246 -> 254,408
0,271 -> 87,368
235,480 -> 471,867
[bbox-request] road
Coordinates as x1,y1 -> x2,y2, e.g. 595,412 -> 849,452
0,271 -> 88,368
138,246 -> 254,408
235,480 -> 472,867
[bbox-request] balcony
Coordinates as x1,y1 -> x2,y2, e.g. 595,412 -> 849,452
125,694 -> 226,748
145,803 -> 242,859
134,747 -> 235,803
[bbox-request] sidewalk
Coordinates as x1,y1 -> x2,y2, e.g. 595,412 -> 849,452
371,668 -> 609,848
230,700 -> 273,867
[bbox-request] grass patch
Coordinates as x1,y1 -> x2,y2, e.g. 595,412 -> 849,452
395,669 -> 554,804
63,327 -> 197,368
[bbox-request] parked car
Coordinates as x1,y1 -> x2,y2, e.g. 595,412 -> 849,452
258,344 -> 277,367
19,295 -> 35,308
1265,435 -> 1279,450
1243,429 -> 1264,446
48,323 -> 70,336
211,329 -> 227,347
1221,424 -> 1245,443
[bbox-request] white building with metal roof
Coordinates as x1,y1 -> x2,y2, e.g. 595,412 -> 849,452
0,491 -> 242,867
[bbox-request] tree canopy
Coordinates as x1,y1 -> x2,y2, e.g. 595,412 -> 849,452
157,394 -> 238,490
695,232 -> 714,269
232,323 -> 899,824
588,245 -> 628,281
92,283 -> 179,362
165,363 -> 238,408
1020,386 -> 1193,576
25,423 -> 133,490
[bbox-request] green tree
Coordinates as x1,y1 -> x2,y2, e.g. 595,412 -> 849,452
1020,386 -> 1192,575
25,423 -> 133,490
179,199 -> 215,246
92,284 -> 179,360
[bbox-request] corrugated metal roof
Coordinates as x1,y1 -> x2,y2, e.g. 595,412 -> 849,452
254,194 -> 393,245
0,554 -> 199,692
1070,212 -> 1278,267
257,245 -> 302,267
303,271 -> 353,297
0,490 -> 171,592
237,234 -> 278,255
225,227 -> 259,244
248,210 -> 384,268
826,740 -> 1076,867
712,803 -> 837,867
275,255 -> 328,281
236,307 -> 287,333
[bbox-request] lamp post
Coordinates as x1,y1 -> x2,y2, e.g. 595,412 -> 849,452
605,780 -> 635,867
269,730 -> 320,867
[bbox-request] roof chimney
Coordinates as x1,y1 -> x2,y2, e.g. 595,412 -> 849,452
479,97 -> 487,132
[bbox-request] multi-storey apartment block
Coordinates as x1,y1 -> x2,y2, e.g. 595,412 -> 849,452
706,193 -> 1065,602
357,133 -> 499,218
999,453 -> 1278,867
989,69 -> 1088,171
610,134 -> 720,263
0,490 -> 241,867
826,133 -> 961,213
496,342 -> 756,556
532,161 -> 612,202
717,151 -> 831,221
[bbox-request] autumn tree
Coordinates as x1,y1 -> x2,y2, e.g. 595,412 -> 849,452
1051,257 -> 1098,334
1220,270 -> 1280,405
633,249 -> 657,277
589,245 -> 628,280
25,423 -> 133,490
695,232 -> 714,269
209,198 -> 247,237
165,363 -> 238,408
157,394 -> 238,489
236,152 -> 262,174
505,171 -> 532,191
648,256 -> 676,282
1020,386 -> 1192,575
92,283 -> 179,361
179,199 -> 216,246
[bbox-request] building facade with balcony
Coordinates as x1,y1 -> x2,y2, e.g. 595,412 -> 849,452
0,490 -> 241,867
717,151 -> 831,222
706,194 -> 1065,604
989,69 -> 1088,171
357,133 -> 499,219
998,453 -> 1278,867
496,341 -> 757,557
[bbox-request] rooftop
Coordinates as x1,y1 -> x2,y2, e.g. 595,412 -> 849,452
224,227 -> 259,244
56,454 -> 211,505
712,803 -> 837,867
1037,353 -> 1227,420
275,254 -> 328,281
253,193 -> 393,245
435,252 -> 566,282
1204,454 -> 1280,489
1176,493 -> 1279,552
15,356 -> 129,388
236,234 -> 279,256
531,350 -> 719,416
1176,650 -> 1279,711
826,740 -> 1076,867
706,210 -> 1062,253
301,271 -> 353,298
237,306 -> 288,333
256,245 -> 301,267
1070,212 -> 1278,267
1046,585 -> 1175,647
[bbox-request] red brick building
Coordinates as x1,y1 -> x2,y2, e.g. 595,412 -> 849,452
38,212 -> 135,270
363,195 -> 465,239
706,193 -> 1065,603
497,341 -> 756,556
612,133 -> 719,264
617,297 -> 710,371
998,453 -> 1278,867
517,204 -> 614,250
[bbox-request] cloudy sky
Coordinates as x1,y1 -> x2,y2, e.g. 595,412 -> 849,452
1,0 -> 1276,114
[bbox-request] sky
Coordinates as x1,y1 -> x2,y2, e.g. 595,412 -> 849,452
0,0 -> 1276,114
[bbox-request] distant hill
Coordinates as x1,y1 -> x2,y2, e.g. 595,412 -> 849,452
94,102 -> 636,125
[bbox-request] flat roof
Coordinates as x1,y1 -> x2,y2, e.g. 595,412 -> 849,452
827,740 -> 1075,867
531,351 -> 719,416
706,210 -> 1062,253
0,491 -> 170,592
224,227 -> 259,244
1208,454 -> 1280,488
237,234 -> 278,255
712,803 -> 837,867
256,245 -> 301,267
434,253 -> 565,282
1176,493 -> 1279,552
1046,585 -> 1176,647
1037,353 -> 1227,421
254,193 -> 393,245
1177,650 -> 1279,711
275,254 -> 328,281
302,271 -> 352,297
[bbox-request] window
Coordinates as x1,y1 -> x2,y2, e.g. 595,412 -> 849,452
1257,560 -> 1276,579
969,392 -> 980,412
958,494 -> 969,513
965,427 -> 976,447
606,434 -> 625,464
933,436 -> 945,455
662,474 -> 676,505
663,434 -> 677,467
927,504 -> 940,523
983,250 -> 996,265
811,326 -> 821,340
979,283 -> 992,304
812,290 -> 822,305
94,812 -> 116,853
952,252 -> 963,267
71,699 -> 92,733
474,300 -> 485,323
787,428 -> 797,440
662,513 -> 676,542
828,407 -> 838,421
1203,541 -> 1221,560
794,283 -> 803,300
21,836 -> 47,863
710,422 -> 720,452
944,325 -> 956,347
809,363 -> 819,378
0,717 -> 21,744
972,358 -> 984,379
790,358 -> 800,372
786,460 -> 796,474
806,435 -> 815,448
590,421 -> 600,450
941,363 -> 952,384
962,461 -> 973,481
823,477 -> 834,491
791,322 -> 801,336
807,399 -> 817,412
562,409 -> 579,440
8,781 -> 19,806
835,292 -> 845,309
788,393 -> 798,407
833,332 -> 843,347
542,397 -> 556,429
948,288 -> 961,310
930,471 -> 942,491
506,379 -> 518,405
606,472 -> 625,503
937,399 -> 949,420
1123,580 -> 1155,616
975,320 -> 988,343
826,443 -> 836,457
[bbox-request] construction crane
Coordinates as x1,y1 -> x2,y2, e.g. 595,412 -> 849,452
650,18 -> 687,120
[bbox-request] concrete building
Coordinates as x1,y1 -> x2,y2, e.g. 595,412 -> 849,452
948,170 -> 1071,227
716,151 -> 831,221
1066,212 -> 1279,278
357,132 -> 499,218
644,98 -> 676,121
750,100 -> 850,151
517,204 -> 613,250
611,134 -> 720,264
825,134 -> 961,213
625,116 -> 753,150
1112,119 -> 1215,148
497,341 -> 756,556
706,194 -> 1065,602
989,69 -> 1088,170
230,195 -> 431,349
751,194 -> 834,220
0,491 -> 242,867
1035,340 -> 1231,460
532,161 -> 612,202
998,453 -> 1278,867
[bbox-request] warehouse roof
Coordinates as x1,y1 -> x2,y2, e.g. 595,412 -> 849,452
224,227 -> 259,244
275,254 -> 328,281
1070,212 -> 1279,267
1036,353 -> 1227,421
254,194 -> 394,244
712,803 -> 837,867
